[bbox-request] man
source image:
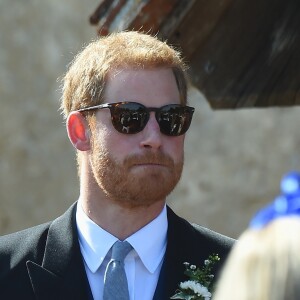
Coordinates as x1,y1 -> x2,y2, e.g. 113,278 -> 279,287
0,31 -> 234,300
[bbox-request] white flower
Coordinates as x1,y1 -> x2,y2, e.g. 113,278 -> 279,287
179,280 -> 212,300
171,255 -> 220,300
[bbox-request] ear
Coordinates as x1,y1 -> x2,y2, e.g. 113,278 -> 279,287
66,111 -> 91,151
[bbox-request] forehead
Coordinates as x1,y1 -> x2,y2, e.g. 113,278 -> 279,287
104,68 -> 180,106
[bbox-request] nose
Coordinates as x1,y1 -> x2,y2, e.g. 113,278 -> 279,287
140,113 -> 162,150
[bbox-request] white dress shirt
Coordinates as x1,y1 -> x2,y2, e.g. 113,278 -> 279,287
76,200 -> 168,300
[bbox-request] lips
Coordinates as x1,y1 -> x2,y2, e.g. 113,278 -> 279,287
134,163 -> 167,168
124,153 -> 174,169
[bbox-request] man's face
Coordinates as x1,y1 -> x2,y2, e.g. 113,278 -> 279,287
89,68 -> 185,208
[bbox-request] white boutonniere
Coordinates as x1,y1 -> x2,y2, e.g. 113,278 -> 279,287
170,254 -> 220,300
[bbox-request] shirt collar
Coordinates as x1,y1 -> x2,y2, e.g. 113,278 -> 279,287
76,201 -> 168,274
127,205 -> 168,273
76,201 -> 118,273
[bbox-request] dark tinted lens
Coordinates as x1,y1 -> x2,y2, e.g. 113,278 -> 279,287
157,105 -> 194,136
110,103 -> 149,134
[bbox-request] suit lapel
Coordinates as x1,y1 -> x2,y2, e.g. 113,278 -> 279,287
26,203 -> 91,300
154,206 -> 218,300
153,207 -> 187,299
26,261 -> 61,300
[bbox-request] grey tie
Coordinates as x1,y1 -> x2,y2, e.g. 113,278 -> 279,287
103,241 -> 132,300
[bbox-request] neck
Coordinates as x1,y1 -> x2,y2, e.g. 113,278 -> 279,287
79,164 -> 166,240
80,198 -> 165,240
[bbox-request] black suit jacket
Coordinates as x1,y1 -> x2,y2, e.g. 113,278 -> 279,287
0,203 -> 234,299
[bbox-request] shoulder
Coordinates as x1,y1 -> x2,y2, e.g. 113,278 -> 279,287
0,203 -> 77,267
190,222 -> 235,250
165,206 -> 235,289
167,206 -> 235,255
0,222 -> 51,252
0,222 -> 51,276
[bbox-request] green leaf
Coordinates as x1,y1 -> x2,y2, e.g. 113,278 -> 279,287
170,291 -> 195,300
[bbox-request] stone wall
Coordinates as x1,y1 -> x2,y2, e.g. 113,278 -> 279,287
1,0 -> 300,238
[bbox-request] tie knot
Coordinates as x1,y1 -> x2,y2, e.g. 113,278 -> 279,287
111,241 -> 132,262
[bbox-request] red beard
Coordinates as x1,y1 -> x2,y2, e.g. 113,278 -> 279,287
90,139 -> 183,208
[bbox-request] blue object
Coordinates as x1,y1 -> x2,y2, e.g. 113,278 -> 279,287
250,171 -> 300,229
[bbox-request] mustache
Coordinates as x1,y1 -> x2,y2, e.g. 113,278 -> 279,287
124,152 -> 174,167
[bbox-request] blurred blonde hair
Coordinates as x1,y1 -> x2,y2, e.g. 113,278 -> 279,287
60,31 -> 188,119
213,217 -> 300,300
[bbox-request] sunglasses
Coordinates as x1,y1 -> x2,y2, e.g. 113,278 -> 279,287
77,101 -> 195,136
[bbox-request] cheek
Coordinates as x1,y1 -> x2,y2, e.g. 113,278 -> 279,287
105,134 -> 135,161
90,124 -> 111,156
166,136 -> 185,160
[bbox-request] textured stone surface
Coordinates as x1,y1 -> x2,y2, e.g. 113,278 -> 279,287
1,1 -> 300,238
170,87 -> 300,237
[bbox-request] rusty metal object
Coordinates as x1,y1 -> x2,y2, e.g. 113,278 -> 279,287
89,0 -> 112,25
89,0 -> 300,109
90,0 -> 181,36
